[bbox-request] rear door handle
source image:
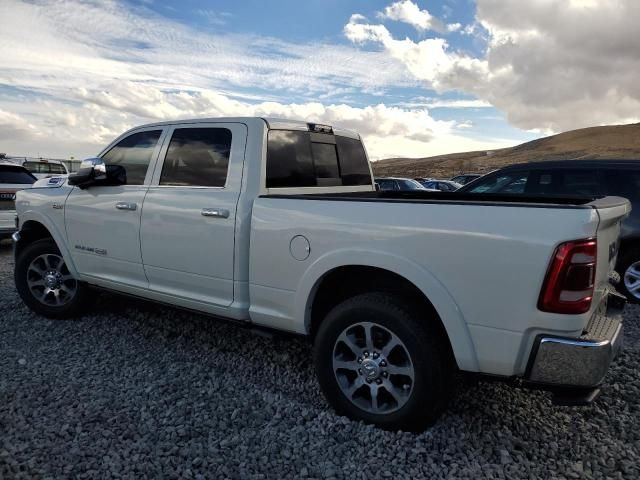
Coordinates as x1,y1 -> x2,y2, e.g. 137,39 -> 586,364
115,202 -> 137,211
201,208 -> 229,218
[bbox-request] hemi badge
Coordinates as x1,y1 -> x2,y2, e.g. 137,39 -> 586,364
52,203 -> 63,210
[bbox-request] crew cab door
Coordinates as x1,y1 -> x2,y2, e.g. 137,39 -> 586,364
140,122 -> 246,307
65,127 -> 166,288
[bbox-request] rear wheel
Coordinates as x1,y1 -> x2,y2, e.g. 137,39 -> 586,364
618,247 -> 640,303
15,239 -> 92,318
313,292 -> 454,432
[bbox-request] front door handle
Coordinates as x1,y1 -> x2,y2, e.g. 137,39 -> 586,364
201,208 -> 229,218
115,202 -> 137,211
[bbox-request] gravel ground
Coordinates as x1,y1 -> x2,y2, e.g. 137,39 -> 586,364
0,241 -> 639,479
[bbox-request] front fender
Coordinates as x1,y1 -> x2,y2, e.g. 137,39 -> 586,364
17,210 -> 79,278
296,248 -> 480,372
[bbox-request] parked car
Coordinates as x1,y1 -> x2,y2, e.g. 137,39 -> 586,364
450,173 -> 482,185
0,161 -> 37,239
458,159 -> 640,303
20,158 -> 69,179
13,118 -> 627,431
418,179 -> 462,192
375,177 -> 429,191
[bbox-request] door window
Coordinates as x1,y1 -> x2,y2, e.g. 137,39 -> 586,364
376,179 -> 396,191
160,128 -> 232,187
603,169 -> 640,201
102,130 -> 162,185
526,170 -> 599,195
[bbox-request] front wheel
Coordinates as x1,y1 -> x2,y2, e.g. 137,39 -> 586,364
313,292 -> 454,432
14,239 -> 92,318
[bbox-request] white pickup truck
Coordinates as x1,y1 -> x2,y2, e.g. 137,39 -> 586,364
12,117 -> 629,431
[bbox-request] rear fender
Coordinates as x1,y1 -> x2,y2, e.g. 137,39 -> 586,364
296,248 -> 480,372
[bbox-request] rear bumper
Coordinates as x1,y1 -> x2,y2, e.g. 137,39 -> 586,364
525,294 -> 624,390
0,227 -> 16,238
0,212 -> 16,238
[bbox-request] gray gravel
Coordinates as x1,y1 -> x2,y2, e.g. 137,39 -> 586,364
1,241 -> 639,479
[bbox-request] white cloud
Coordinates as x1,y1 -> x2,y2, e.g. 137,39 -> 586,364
378,0 -> 445,32
456,120 -> 474,129
346,0 -> 640,133
0,0 -> 411,99
418,99 -> 492,109
195,10 -> 233,26
0,109 -> 40,141
0,0 -> 517,160
344,14 -> 488,92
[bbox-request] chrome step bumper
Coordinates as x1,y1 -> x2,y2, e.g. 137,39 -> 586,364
525,297 -> 624,389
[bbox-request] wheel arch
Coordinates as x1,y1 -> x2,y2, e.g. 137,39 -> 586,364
15,213 -> 79,277
297,250 -> 479,372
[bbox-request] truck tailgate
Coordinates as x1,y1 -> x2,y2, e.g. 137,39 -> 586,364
590,197 -> 631,292
592,196 -> 631,308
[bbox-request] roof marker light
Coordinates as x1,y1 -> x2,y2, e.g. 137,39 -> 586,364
308,123 -> 333,134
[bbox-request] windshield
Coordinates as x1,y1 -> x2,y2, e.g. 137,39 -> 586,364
0,165 -> 37,184
397,179 -> 425,190
462,172 -> 528,194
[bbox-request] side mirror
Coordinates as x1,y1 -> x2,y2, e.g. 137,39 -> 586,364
68,158 -> 126,189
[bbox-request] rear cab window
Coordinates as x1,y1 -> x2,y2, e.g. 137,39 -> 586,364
266,124 -> 373,191
23,162 -> 67,175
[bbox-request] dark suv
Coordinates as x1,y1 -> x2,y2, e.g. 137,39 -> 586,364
459,160 -> 640,302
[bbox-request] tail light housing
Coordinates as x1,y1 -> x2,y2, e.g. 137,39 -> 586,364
538,239 -> 597,314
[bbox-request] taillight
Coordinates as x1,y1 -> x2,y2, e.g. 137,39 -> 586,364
538,239 -> 597,314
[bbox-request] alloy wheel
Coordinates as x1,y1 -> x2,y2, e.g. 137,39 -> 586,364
26,254 -> 77,306
332,321 -> 415,415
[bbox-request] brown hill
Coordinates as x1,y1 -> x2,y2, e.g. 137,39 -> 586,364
372,123 -> 640,179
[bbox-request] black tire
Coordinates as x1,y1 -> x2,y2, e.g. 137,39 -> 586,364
313,292 -> 454,432
616,247 -> 640,304
14,238 -> 92,318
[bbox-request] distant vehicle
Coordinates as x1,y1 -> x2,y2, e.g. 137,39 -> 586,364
418,179 -> 462,192
375,177 -> 430,191
458,159 -> 640,303
0,161 -> 36,239
20,159 -> 69,179
414,176 -> 435,183
450,173 -> 481,185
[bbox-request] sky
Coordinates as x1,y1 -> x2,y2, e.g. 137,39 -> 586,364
0,0 -> 639,160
